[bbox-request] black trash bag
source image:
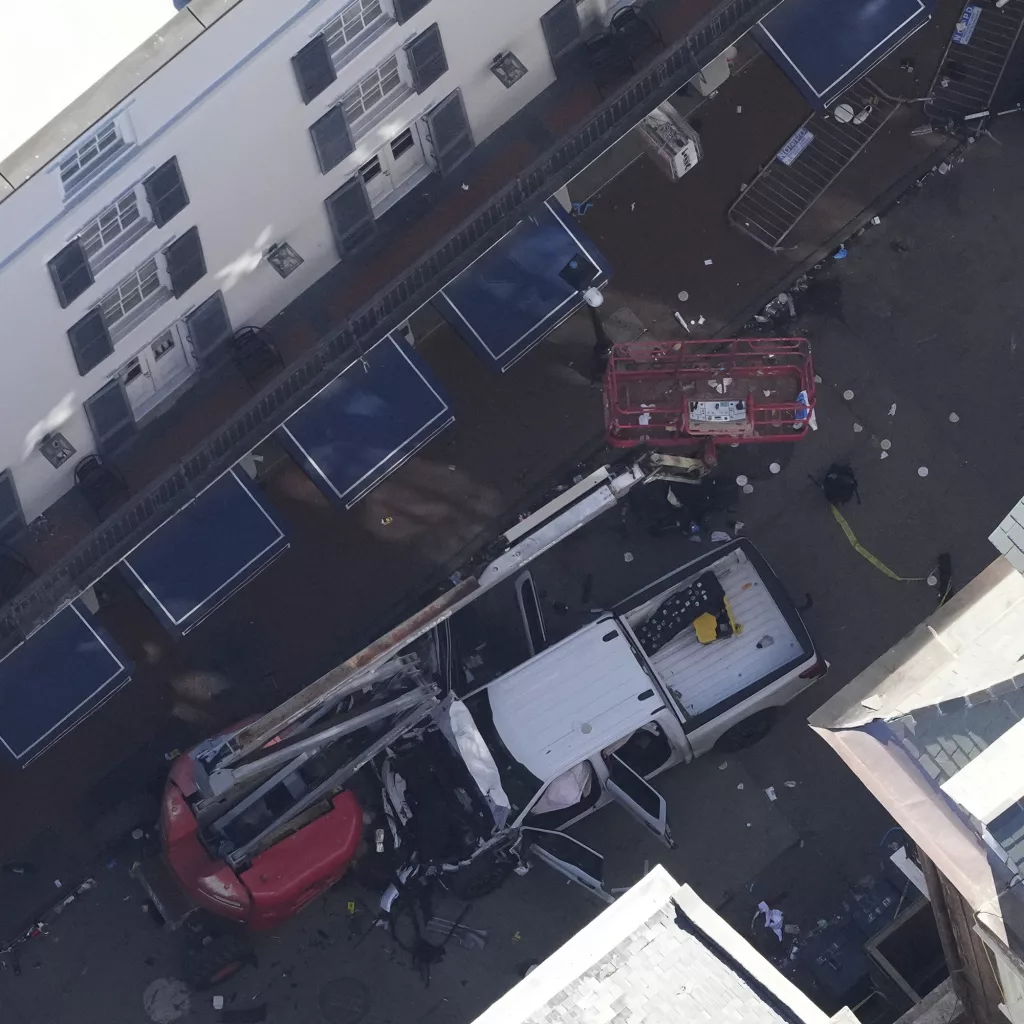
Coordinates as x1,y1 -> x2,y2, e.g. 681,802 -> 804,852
819,464 -> 860,507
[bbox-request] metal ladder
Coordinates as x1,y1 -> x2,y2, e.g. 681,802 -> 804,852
728,79 -> 900,251
925,0 -> 1024,121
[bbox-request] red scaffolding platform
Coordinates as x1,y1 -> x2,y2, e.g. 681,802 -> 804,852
603,337 -> 816,463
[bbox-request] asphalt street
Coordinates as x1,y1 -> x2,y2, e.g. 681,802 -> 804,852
2,100 -> 1024,1024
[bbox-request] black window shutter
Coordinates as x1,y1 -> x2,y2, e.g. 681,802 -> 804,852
310,107 -> 354,174
405,24 -> 448,93
292,33 -> 337,104
325,178 -> 376,258
164,227 -> 206,298
143,158 -> 189,228
84,380 -> 137,455
393,0 -> 431,23
541,0 -> 583,75
0,469 -> 26,545
67,309 -> 113,375
48,240 -> 93,308
184,291 -> 233,365
425,90 -> 474,176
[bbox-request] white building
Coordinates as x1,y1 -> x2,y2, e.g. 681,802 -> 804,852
0,0 -> 604,527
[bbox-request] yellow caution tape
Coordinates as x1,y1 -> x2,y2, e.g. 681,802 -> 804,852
830,504 -> 927,582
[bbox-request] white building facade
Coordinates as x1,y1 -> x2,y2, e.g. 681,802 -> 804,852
0,0 -> 593,528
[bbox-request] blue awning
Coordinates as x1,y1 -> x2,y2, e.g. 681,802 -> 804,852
121,468 -> 289,634
756,0 -> 932,107
434,200 -> 611,374
0,603 -> 132,765
278,334 -> 453,508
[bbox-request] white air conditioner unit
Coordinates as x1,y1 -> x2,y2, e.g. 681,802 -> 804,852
637,104 -> 702,182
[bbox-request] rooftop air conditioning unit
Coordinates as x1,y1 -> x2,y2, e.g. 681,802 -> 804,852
637,103 -> 702,182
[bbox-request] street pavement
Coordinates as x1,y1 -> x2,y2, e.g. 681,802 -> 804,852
3,59 -> 1024,1024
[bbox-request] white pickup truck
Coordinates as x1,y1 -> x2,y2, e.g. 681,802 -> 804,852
182,459 -> 824,908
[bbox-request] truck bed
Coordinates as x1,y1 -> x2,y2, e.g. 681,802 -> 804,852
621,544 -> 810,720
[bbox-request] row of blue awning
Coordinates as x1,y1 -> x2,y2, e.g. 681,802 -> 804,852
0,200 -> 610,765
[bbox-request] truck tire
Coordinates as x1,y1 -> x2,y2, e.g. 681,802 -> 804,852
445,854 -> 516,901
182,930 -> 253,990
714,708 -> 777,753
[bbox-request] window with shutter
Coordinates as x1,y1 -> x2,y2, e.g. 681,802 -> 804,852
325,177 -> 376,257
424,89 -> 474,176
541,0 -> 583,75
48,240 -> 94,308
405,24 -> 448,93
184,291 -> 233,365
164,228 -> 206,298
84,380 -> 137,455
143,158 -> 189,228
0,470 -> 25,545
67,309 -> 114,376
292,34 -> 337,104
392,0 -> 431,23
310,107 -> 354,174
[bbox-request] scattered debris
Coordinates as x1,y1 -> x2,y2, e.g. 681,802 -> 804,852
381,516 -> 393,526
879,439 -> 892,451
949,412 -> 960,423
843,389 -> 854,400
756,635 -> 775,649
765,786 -> 777,802
833,245 -> 848,260
674,311 -> 691,333
769,462 -> 781,474
213,997 -> 225,1011
888,403 -> 897,417
784,923 -> 801,935
814,374 -> 822,384
742,483 -> 754,495
754,902 -> 785,941
853,423 -> 863,433
630,202 -> 636,211
449,571 -> 462,586
784,780 -> 797,788
871,215 -> 882,226
623,552 -> 634,563
735,475 -> 748,486
53,879 -> 62,889
719,762 -> 729,771
132,829 -> 145,841
737,105 -> 743,113
678,290 -> 689,302
880,451 -> 889,460
918,466 -> 929,477
737,783 -> 745,790
461,183 -> 470,191
732,521 -> 745,533
711,531 -> 731,543
666,488 -> 682,508
142,978 -> 191,1024
704,259 -> 713,266
927,574 -> 938,587
697,316 -> 706,325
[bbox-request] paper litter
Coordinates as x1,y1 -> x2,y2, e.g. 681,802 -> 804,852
704,259 -> 713,266
742,483 -> 754,495
949,412 -> 959,423
765,786 -> 777,802
624,552 -> 634,562
853,423 -> 863,433
888,403 -> 897,417
843,389 -> 854,400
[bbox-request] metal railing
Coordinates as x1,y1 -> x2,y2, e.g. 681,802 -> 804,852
5,0 -> 780,636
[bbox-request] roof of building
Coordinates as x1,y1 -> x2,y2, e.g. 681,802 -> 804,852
810,552 -> 1024,908
0,0 -> 244,195
487,618 -> 658,780
473,865 -> 833,1024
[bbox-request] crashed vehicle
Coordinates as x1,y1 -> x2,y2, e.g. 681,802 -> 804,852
147,456 -> 826,950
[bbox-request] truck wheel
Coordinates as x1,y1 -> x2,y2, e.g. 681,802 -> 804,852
714,709 -> 777,753
445,854 -> 516,901
182,930 -> 254,990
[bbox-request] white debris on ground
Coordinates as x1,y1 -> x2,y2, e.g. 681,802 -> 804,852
843,389 -> 854,400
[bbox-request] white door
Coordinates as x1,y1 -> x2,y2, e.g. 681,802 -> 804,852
120,325 -> 195,418
358,125 -> 426,209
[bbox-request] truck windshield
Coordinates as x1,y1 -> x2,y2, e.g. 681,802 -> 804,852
462,691 -> 541,818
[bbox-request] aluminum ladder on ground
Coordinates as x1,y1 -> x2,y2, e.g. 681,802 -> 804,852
727,79 -> 900,252
924,0 -> 1024,121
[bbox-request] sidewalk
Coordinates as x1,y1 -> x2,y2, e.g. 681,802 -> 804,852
0,0 -> 972,932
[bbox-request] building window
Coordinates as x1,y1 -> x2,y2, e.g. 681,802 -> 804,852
58,121 -> 127,197
324,0 -> 387,65
79,192 -> 148,270
342,54 -> 404,126
99,257 -> 164,330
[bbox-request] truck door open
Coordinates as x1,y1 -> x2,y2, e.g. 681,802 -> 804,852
603,753 -> 675,848
522,827 -> 613,903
